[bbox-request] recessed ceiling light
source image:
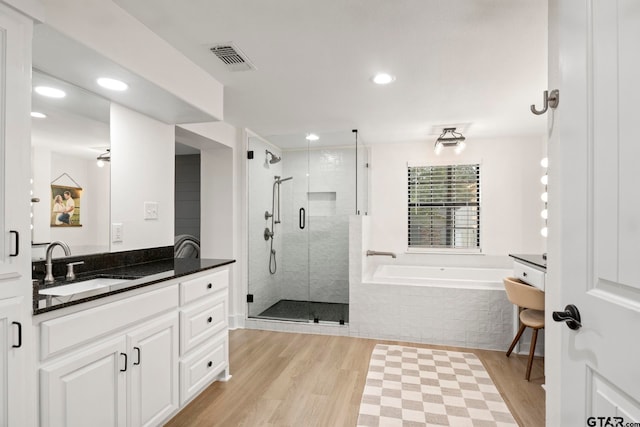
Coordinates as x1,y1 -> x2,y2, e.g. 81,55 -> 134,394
372,73 -> 395,85
31,112 -> 47,118
97,77 -> 128,91
306,133 -> 319,141
34,86 -> 66,98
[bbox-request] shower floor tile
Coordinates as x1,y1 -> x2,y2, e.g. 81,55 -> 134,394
257,299 -> 349,324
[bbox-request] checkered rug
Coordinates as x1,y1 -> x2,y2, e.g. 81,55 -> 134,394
357,344 -> 518,427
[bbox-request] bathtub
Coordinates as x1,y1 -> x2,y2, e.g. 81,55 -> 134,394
369,265 -> 513,289
350,264 -> 517,351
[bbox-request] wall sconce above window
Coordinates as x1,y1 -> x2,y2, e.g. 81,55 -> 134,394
434,127 -> 466,155
96,149 -> 110,167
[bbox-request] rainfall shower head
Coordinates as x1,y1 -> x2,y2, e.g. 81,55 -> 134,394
265,150 -> 281,164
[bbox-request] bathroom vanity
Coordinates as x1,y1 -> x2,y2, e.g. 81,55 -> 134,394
509,254 -> 546,291
33,248 -> 234,426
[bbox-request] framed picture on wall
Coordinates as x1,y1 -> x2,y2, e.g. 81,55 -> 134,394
51,185 -> 83,227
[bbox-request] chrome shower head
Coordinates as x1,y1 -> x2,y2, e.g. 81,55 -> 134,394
265,150 -> 281,164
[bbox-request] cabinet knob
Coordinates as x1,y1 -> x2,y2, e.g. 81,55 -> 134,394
207,361 -> 213,368
207,283 -> 212,289
207,316 -> 213,323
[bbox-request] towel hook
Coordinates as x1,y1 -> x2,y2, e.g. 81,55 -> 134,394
531,89 -> 560,115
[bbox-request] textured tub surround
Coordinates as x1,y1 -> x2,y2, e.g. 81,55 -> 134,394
348,217 -> 515,351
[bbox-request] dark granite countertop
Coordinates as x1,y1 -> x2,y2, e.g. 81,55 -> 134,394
33,257 -> 235,315
509,254 -> 546,271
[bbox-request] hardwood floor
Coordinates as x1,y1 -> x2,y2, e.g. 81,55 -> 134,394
166,329 -> 545,426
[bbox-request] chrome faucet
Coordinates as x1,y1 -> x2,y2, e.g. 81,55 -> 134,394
366,250 -> 397,259
44,241 -> 71,284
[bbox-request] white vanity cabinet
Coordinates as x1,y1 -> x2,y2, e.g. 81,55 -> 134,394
39,285 -> 180,427
0,297 -> 25,427
37,264 -> 231,426
178,268 -> 230,405
510,255 -> 546,291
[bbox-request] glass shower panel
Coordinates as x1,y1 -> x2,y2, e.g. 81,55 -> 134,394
306,133 -> 354,324
357,142 -> 369,215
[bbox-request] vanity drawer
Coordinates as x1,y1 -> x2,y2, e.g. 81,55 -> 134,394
179,290 -> 227,355
179,331 -> 228,405
513,261 -> 545,291
40,284 -> 178,360
180,268 -> 228,306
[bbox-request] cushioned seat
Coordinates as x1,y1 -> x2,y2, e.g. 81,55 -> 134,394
520,309 -> 544,329
503,277 -> 545,381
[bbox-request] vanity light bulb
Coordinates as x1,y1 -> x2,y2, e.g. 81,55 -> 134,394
97,159 -> 105,168
541,209 -> 548,219
434,142 -> 444,155
30,224 -> 33,230
540,175 -> 548,185
541,227 -> 548,237
541,192 -> 548,202
541,157 -> 549,168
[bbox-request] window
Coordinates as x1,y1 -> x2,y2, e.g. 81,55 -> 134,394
407,164 -> 480,250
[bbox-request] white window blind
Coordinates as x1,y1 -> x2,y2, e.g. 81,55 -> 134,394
408,164 -> 480,249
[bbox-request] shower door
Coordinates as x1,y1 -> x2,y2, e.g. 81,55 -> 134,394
246,136 -> 310,321
247,132 -> 362,323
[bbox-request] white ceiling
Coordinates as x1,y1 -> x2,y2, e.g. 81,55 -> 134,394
114,0 -> 548,146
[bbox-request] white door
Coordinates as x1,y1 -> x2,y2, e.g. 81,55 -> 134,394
547,1 -> 640,425
127,313 -> 179,427
0,4 -> 32,293
40,337 -> 128,427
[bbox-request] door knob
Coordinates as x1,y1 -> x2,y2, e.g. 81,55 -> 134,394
552,304 -> 582,330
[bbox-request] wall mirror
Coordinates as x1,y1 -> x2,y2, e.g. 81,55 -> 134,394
30,24 -> 218,260
31,69 -> 111,259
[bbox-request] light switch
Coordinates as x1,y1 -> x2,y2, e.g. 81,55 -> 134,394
112,223 -> 123,242
144,202 -> 159,220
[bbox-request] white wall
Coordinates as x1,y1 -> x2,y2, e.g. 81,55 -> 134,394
178,122 -> 244,329
31,147 -> 110,256
110,103 -> 174,251
368,135 -> 545,268
49,152 -> 110,253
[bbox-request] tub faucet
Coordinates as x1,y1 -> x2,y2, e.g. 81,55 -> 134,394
366,250 -> 397,259
44,241 -> 71,284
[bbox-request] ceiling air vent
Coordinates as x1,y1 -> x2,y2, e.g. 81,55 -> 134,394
209,43 -> 255,72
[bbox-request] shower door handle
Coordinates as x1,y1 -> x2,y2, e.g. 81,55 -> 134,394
299,207 -> 306,229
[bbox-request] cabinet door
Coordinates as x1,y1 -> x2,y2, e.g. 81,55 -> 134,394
0,4 -> 32,290
0,297 -> 24,427
40,337 -> 127,427
127,312 -> 179,427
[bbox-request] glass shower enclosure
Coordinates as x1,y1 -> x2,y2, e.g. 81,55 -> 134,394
247,130 -> 367,324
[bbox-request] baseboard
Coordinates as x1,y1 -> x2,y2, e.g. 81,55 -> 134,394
228,313 -> 245,330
